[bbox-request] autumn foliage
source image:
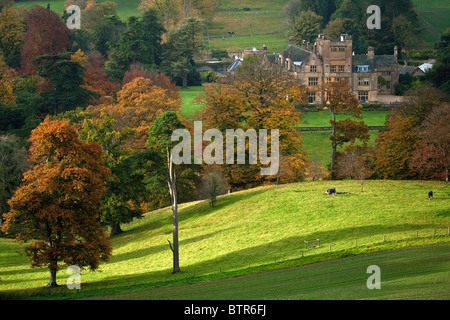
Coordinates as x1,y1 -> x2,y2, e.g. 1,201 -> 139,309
198,57 -> 308,189
92,77 -> 182,149
20,6 -> 72,74
1,119 -> 112,286
374,113 -> 417,180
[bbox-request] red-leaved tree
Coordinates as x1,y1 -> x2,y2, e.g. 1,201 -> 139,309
20,6 -> 71,74
410,104 -> 450,181
1,119 -> 112,287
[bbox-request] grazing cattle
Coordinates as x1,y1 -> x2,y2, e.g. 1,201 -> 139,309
327,188 -> 336,196
428,190 -> 433,200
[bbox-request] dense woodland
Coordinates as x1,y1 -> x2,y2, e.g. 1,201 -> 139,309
0,0 -> 448,282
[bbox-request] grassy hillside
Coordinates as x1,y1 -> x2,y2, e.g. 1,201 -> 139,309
83,242 -> 450,300
1,180 -> 449,299
412,0 -> 450,46
15,0 -> 142,19
14,0 -> 447,50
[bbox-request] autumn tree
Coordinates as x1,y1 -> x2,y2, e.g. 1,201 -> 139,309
325,80 -> 369,180
139,0 -> 180,30
103,76 -> 182,148
20,6 -> 72,75
336,145 -> 374,192
0,0 -> 14,12
199,55 -> 308,189
374,85 -> 449,180
303,157 -> 327,181
1,119 -> 112,287
198,165 -> 228,207
82,51 -> 121,100
410,104 -> 450,181
0,5 -> 25,68
374,113 -> 417,180
121,63 -> 179,98
139,0 -> 218,29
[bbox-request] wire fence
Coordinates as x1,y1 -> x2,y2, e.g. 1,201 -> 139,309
154,226 -> 450,285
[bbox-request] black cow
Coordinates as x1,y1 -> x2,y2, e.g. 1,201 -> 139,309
428,190 -> 433,200
327,188 -> 336,196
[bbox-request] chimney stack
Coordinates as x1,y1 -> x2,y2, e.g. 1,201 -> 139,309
289,36 -> 294,46
394,46 -> 398,63
306,42 -> 310,51
368,46 -> 375,59
302,40 -> 306,50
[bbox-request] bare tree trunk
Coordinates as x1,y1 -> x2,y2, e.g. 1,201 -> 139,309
167,150 -> 180,274
330,109 -> 337,180
182,72 -> 188,89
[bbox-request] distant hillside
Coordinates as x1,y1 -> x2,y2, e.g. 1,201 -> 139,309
15,0 -> 142,19
14,0 -> 448,51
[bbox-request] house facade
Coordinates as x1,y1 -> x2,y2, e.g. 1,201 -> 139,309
264,34 -> 399,104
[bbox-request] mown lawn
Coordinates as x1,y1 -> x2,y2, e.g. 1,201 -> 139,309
299,111 -> 390,128
301,130 -> 379,167
1,180 -> 449,299
84,242 -> 450,300
179,86 -> 204,119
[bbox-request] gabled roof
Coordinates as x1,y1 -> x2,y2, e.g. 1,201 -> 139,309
375,55 -> 397,67
352,55 -> 375,72
228,58 -> 242,72
352,55 -> 396,72
283,45 -> 312,63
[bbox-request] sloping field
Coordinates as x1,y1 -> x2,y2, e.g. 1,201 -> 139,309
1,180 -> 449,299
85,242 -> 450,300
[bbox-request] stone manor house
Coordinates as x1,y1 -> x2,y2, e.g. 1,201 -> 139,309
238,34 -> 400,104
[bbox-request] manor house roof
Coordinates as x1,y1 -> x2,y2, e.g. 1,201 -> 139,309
282,45 -> 312,63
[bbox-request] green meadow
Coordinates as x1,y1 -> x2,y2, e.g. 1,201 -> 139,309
411,0 -> 450,46
179,86 -> 204,119
85,242 -> 450,300
1,180 -> 449,299
299,111 -> 390,128
15,0 -> 142,19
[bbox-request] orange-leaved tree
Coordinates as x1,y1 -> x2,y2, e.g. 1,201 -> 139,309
1,119 -> 112,287
105,77 -> 182,149
198,56 -> 308,189
374,113 -> 417,180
